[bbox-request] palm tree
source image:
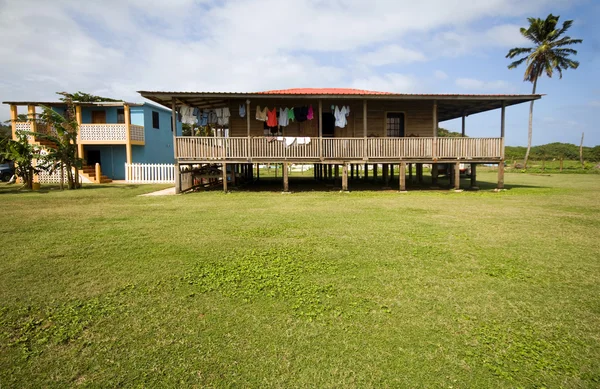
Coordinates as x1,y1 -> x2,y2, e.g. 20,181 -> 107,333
506,14 -> 582,168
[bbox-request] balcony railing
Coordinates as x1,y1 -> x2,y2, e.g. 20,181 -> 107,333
176,137 -> 503,161
15,122 -> 145,143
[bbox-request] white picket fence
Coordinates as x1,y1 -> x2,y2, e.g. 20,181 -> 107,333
125,163 -> 175,183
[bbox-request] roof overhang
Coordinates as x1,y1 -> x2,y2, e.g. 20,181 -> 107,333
2,101 -> 141,108
138,91 -> 542,122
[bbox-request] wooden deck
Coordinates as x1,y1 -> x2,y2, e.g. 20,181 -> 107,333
175,136 -> 504,163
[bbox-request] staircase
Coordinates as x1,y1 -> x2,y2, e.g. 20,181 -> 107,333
79,165 -> 113,183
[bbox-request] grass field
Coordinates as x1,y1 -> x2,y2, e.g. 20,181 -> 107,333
1,172 -> 599,388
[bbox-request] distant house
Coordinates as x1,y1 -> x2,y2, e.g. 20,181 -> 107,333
3,100 -> 182,182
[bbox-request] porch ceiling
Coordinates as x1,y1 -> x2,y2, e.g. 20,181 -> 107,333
138,91 -> 541,122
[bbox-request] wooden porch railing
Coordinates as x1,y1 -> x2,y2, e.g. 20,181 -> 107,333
176,136 -> 503,160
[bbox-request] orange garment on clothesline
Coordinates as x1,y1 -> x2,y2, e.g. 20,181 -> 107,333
266,108 -> 278,127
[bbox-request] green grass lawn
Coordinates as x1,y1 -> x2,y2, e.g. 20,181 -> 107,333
1,172 -> 599,388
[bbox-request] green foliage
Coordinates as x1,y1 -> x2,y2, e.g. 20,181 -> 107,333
66,91 -> 119,103
505,142 -> 599,162
438,127 -> 464,137
0,132 -> 43,189
0,124 -> 11,140
506,14 -> 582,81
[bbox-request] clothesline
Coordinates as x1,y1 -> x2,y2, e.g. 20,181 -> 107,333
254,104 -> 351,128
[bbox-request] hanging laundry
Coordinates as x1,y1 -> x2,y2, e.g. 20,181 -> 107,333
279,108 -> 289,127
294,106 -> 309,122
266,107 -> 278,127
208,110 -> 218,125
307,105 -> 314,120
287,107 -> 295,122
256,105 -> 268,121
345,105 -> 350,116
276,136 -> 296,147
334,105 -> 348,128
199,110 -> 209,126
239,104 -> 246,118
180,105 -> 196,125
296,137 -> 311,145
215,107 -> 231,126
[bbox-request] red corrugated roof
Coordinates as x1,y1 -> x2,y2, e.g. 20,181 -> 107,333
256,88 -> 393,95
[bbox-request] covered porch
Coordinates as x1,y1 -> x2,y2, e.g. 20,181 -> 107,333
139,89 -> 540,193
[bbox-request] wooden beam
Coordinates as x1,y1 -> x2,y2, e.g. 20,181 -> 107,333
283,162 -> 289,192
501,100 -> 506,138
342,164 -> 348,191
454,162 -> 460,190
470,164 -> 478,190
433,100 -> 438,137
399,162 -> 406,191
75,106 -> 83,160
246,99 -> 251,138
222,163 -> 227,192
363,99 -> 367,157
497,161 -> 504,189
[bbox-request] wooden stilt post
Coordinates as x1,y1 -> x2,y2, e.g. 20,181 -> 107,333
399,162 -> 406,191
374,164 -> 378,180
222,163 -> 227,192
10,105 -> 17,140
231,164 -> 236,186
417,164 -> 423,184
334,164 -> 339,181
408,163 -> 413,183
382,164 -> 389,186
95,163 -> 102,183
470,164 -> 478,190
256,163 -> 260,181
390,164 -> 394,181
351,164 -> 354,179
171,98 -> 181,194
454,162 -> 460,190
431,164 -> 438,186
364,163 -> 368,180
328,164 -> 333,180
283,162 -> 289,192
342,164 -> 348,191
497,162 -> 504,189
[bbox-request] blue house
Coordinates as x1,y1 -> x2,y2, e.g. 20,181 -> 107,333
4,100 -> 182,182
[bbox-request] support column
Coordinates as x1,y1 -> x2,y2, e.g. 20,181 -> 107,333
124,104 -> 132,165
10,105 -> 17,140
342,163 -> 348,191
399,162 -> 406,191
95,162 -> 102,183
454,162 -> 461,190
363,100 -> 368,159
417,164 -> 423,184
470,164 -> 478,190
318,100 -> 323,159
246,99 -> 251,138
283,162 -> 289,192
334,164 -> 339,181
171,99 -> 181,194
373,164 -> 378,179
231,164 -> 237,186
390,164 -> 394,181
328,164 -> 333,180
497,162 -> 504,189
75,105 -> 83,161
408,163 -> 413,183
351,164 -> 355,179
382,164 -> 389,186
256,163 -> 260,181
222,163 -> 227,192
364,163 -> 368,180
431,164 -> 438,186
461,114 -> 466,137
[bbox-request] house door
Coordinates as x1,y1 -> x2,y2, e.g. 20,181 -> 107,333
87,150 -> 101,167
386,112 -> 405,137
91,110 -> 106,123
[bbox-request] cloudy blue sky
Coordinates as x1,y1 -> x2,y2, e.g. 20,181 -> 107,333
1,0 -> 598,146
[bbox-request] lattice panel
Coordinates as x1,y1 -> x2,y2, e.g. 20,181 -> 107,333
15,122 -> 33,140
38,168 -> 69,184
80,124 -> 126,141
130,125 -> 145,141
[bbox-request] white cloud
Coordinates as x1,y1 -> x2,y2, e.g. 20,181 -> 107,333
0,0 -> 574,120
434,70 -> 448,80
455,78 -> 511,90
359,45 -> 426,66
351,73 -> 420,93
